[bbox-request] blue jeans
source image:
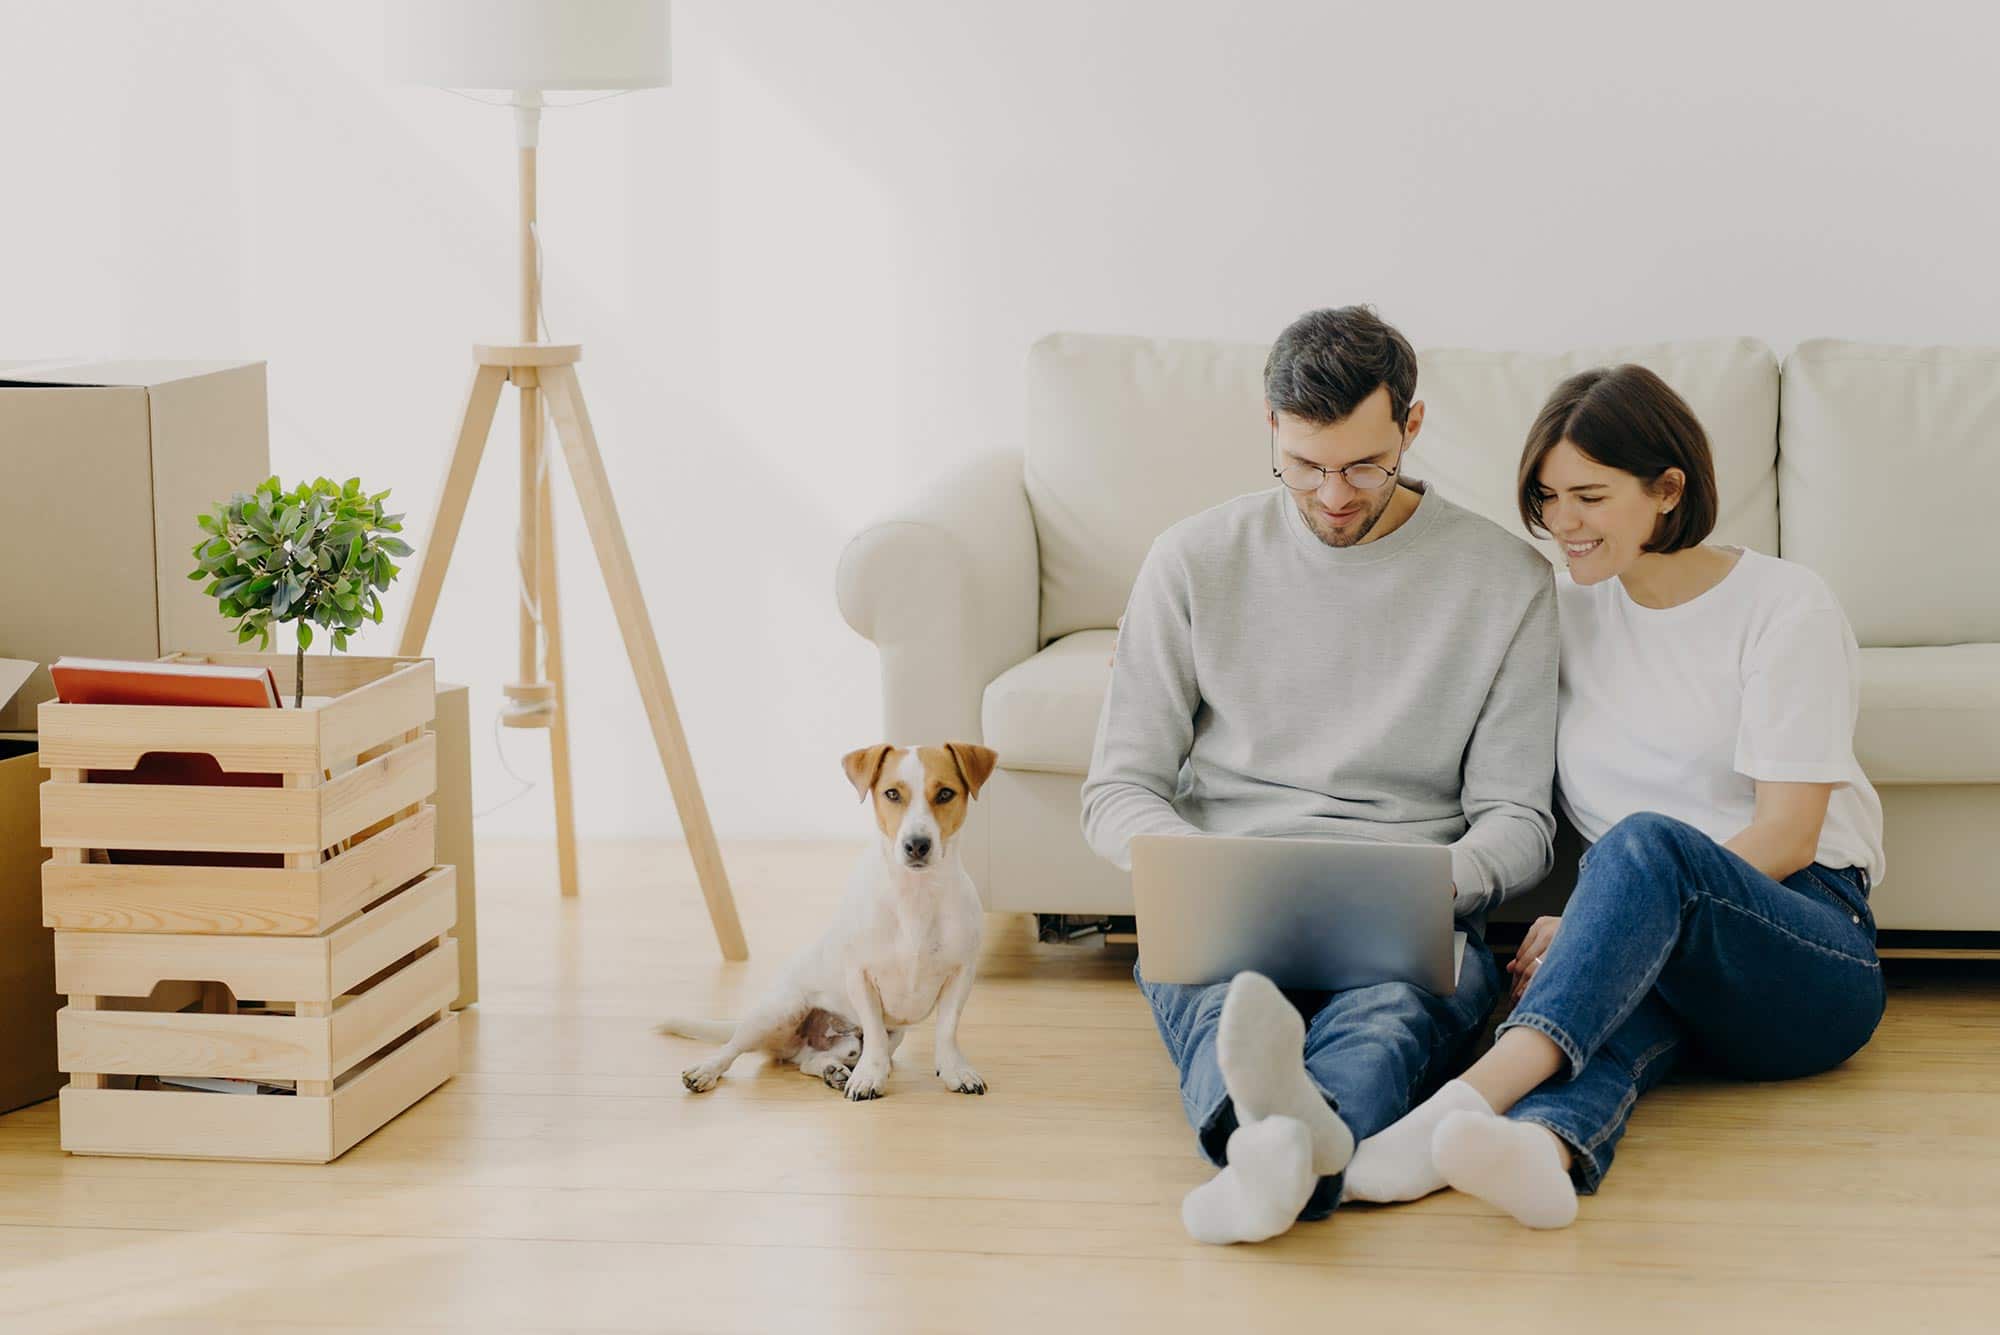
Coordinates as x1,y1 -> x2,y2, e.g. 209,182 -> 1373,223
1499,812 -> 1885,1192
1138,937 -> 1504,1221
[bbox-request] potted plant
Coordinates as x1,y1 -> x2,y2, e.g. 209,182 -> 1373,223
189,476 -> 410,707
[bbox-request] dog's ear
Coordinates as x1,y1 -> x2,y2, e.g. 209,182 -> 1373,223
840,744 -> 895,802
944,743 -> 999,799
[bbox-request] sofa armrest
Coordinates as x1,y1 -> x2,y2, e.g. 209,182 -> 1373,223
836,450 -> 1040,743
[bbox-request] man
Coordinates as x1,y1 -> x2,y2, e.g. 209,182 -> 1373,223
1080,306 -> 1557,1244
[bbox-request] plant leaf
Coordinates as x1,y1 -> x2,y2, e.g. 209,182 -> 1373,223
297,622 -> 313,651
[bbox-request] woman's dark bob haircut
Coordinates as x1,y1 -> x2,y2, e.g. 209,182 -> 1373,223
1517,364 -> 1720,555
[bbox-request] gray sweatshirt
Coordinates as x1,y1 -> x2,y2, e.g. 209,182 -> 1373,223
1080,481 -> 1557,920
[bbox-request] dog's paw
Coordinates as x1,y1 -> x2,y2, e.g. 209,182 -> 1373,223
937,1062 -> 987,1096
820,1063 -> 852,1092
844,1060 -> 890,1101
682,1063 -> 723,1094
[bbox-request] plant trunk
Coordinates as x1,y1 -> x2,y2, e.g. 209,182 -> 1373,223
295,638 -> 305,709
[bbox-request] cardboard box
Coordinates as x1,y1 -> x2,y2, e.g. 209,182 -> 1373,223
0,660 -> 59,1115
434,681 -> 480,1008
0,361 -> 270,730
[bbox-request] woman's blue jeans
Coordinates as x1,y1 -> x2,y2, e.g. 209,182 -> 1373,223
1499,811 -> 1886,1192
1138,938 -> 1504,1221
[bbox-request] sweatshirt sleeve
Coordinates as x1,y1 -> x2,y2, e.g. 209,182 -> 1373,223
1079,539 -> 1205,870
1449,573 -> 1559,917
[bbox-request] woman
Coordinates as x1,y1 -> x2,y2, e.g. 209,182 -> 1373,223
1341,363 -> 1887,1227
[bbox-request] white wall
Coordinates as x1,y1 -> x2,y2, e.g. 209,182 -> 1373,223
4,0 -> 1995,839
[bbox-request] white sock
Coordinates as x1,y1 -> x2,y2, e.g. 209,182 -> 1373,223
1181,1116 -> 1317,1245
1342,1078 -> 1493,1203
1432,1110 -> 1579,1229
1215,972 -> 1355,1176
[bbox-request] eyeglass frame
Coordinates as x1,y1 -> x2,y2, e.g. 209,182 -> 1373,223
1269,419 -> 1408,493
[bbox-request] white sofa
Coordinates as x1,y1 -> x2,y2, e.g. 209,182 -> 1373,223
837,334 -> 2000,931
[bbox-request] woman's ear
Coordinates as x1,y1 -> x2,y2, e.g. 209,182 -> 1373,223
1654,467 -> 1686,513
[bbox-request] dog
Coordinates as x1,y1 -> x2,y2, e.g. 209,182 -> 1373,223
660,742 -> 998,1101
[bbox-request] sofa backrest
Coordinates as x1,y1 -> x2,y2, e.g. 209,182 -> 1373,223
1025,332 -> 1781,644
1779,340 -> 2000,647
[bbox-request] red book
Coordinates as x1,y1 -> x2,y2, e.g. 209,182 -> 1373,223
49,656 -> 281,709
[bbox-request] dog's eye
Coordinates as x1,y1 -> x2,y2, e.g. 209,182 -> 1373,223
883,788 -> 901,803
935,788 -> 956,804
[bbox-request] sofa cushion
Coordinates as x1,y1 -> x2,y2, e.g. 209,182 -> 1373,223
982,630 -> 1115,775
1026,335 -> 1272,646
1855,644 -> 2000,785
1780,340 -> 2000,647
978,636 -> 1997,791
1025,333 -> 1780,644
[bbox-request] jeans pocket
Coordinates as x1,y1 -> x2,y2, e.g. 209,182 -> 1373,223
1796,867 -> 1873,935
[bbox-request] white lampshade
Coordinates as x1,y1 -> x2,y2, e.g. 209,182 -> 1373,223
387,0 -> 671,91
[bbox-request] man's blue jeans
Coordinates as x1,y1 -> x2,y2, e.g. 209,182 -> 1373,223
1137,937 -> 1504,1220
1500,812 -> 1886,1192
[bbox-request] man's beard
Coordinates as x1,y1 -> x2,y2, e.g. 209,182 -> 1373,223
1301,489 -> 1395,548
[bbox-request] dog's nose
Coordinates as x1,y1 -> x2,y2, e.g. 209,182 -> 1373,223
902,835 -> 933,863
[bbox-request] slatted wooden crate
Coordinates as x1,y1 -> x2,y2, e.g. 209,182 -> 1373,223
38,654 -> 438,935
55,867 -> 460,1162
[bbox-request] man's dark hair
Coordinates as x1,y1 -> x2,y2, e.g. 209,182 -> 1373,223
1516,363 -> 1720,555
1263,306 -> 1419,428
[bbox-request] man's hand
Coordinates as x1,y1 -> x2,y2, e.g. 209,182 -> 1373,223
1507,914 -> 1562,1004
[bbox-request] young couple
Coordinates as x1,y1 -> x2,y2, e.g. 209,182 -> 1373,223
1080,306 -> 1886,1243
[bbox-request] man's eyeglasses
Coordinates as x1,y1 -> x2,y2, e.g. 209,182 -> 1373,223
1271,424 -> 1402,493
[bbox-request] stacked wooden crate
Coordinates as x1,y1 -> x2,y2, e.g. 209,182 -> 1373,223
38,654 -> 459,1162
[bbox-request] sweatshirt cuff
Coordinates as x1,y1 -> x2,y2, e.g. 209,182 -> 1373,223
1450,845 -> 1492,919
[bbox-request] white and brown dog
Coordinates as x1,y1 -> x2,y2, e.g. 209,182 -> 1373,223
661,742 -> 997,1101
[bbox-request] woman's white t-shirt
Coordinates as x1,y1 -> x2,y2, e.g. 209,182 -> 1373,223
1556,547 -> 1885,885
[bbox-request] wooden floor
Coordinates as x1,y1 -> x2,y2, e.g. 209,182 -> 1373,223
2,839 -> 1997,1333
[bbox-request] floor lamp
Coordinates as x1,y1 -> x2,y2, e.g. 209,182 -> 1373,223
387,0 -> 747,960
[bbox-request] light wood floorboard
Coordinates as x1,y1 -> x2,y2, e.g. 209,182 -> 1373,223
1,838 -> 1996,1332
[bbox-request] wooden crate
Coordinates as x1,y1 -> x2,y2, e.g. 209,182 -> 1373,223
39,654 -> 438,935
54,867 -> 460,1162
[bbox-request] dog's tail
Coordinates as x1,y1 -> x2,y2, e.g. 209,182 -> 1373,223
656,1017 -> 735,1043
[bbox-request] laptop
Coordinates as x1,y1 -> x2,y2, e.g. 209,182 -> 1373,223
1131,833 -> 1465,994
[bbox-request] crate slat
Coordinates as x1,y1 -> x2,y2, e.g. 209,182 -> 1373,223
328,867 -> 456,996
319,734 -> 436,848
56,929 -> 327,1002
33,703 -> 320,774
57,1013 -> 458,1163
317,663 -> 436,771
55,939 -> 458,1083
328,940 -> 458,1076
328,1015 -> 458,1160
41,804 -> 438,936
57,1005 -> 328,1081
54,867 -> 456,1004
41,781 -> 321,854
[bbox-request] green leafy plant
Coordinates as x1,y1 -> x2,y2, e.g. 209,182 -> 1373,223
188,476 -> 411,707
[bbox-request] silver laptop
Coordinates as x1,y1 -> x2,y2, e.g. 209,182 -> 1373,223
1132,833 -> 1465,994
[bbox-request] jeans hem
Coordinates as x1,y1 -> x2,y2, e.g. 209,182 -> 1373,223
1192,1093 -> 1233,1168
1493,1011 -> 1586,1081
1510,1114 -> 1606,1194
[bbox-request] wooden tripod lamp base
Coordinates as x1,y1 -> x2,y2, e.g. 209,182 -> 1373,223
397,340 -> 749,962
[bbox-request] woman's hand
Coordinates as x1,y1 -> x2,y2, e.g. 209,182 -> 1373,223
1507,915 -> 1562,1003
